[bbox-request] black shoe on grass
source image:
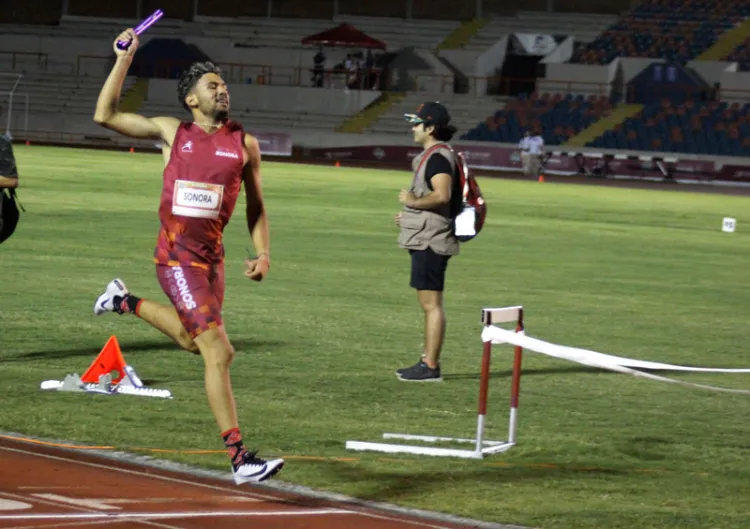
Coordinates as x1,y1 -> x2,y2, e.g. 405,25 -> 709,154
397,361 -> 442,382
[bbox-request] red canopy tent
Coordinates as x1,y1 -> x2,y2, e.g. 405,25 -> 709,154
301,23 -> 386,49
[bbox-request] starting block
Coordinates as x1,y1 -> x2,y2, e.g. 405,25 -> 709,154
346,306 -> 524,459
40,336 -> 173,399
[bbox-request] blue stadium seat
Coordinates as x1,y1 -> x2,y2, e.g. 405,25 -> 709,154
571,0 -> 743,65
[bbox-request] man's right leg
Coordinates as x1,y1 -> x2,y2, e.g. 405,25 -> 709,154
169,263 -> 284,485
396,249 -> 447,382
521,153 -> 531,177
417,289 -> 446,369
531,155 -> 542,178
94,278 -> 198,353
191,326 -> 284,484
137,301 -> 199,354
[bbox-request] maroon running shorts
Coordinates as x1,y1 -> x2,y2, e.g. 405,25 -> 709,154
155,262 -> 225,338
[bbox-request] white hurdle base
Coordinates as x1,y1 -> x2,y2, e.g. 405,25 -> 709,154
346,306 -> 525,460
346,433 -> 514,460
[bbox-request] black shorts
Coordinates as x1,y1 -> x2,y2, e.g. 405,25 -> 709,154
409,248 -> 451,291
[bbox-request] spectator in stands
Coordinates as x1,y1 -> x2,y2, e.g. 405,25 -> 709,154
312,46 -> 325,88
702,82 -> 720,102
519,129 -> 544,178
395,102 -> 461,382
364,49 -> 375,89
345,54 -> 359,90
344,54 -> 353,85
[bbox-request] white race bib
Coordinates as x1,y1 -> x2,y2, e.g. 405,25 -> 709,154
172,180 -> 224,219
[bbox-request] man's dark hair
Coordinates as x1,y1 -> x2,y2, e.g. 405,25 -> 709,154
432,124 -> 457,142
177,61 -> 223,112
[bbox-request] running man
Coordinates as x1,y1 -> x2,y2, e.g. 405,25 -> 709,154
92,28 -> 283,484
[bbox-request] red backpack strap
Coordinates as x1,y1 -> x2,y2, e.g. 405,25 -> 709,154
411,144 -> 453,188
455,152 -> 471,203
415,144 -> 454,174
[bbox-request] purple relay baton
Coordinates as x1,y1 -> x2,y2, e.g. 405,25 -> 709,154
116,9 -> 164,50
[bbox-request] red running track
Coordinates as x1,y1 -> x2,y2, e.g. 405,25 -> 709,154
0,435 -> 499,529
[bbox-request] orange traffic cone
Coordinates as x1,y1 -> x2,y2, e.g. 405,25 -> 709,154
335,161 -> 340,167
538,174 -> 544,183
129,147 -> 135,153
81,336 -> 129,384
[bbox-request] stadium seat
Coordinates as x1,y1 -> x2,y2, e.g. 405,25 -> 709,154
586,98 -> 750,155
461,91 -> 613,146
570,0 -> 746,65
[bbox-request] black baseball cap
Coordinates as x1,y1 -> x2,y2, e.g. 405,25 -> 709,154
404,102 -> 451,127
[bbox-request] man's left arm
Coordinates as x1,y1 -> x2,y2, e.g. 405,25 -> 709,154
242,133 -> 270,281
0,175 -> 18,189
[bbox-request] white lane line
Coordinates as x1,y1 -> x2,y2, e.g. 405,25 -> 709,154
16,487 -> 92,490
0,509 -> 354,521
0,491 -> 184,529
31,494 -> 121,511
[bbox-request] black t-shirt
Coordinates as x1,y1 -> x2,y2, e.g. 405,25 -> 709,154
424,152 -> 462,218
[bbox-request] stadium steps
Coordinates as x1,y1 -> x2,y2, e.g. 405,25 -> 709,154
435,18 -> 490,50
120,78 -> 149,113
696,18 -> 750,61
336,91 -> 406,133
563,104 -> 643,147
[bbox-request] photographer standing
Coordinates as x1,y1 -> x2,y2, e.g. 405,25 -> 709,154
519,129 -> 544,178
394,102 -> 462,382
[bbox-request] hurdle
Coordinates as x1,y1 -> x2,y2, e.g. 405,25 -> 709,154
345,305 -> 525,459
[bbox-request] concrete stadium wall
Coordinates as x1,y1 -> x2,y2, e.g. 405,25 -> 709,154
145,80 -> 380,116
388,49 -> 453,93
287,131 -> 750,168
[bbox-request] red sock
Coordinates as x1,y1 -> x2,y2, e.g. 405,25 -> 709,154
118,294 -> 142,315
222,427 -> 248,470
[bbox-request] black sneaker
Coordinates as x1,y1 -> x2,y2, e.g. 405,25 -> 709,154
395,359 -> 424,376
398,361 -> 442,382
232,451 -> 285,484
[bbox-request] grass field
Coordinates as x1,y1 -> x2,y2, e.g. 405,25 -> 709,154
1,145 -> 750,529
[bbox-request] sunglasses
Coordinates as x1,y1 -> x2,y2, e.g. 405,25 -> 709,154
404,114 -> 424,125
